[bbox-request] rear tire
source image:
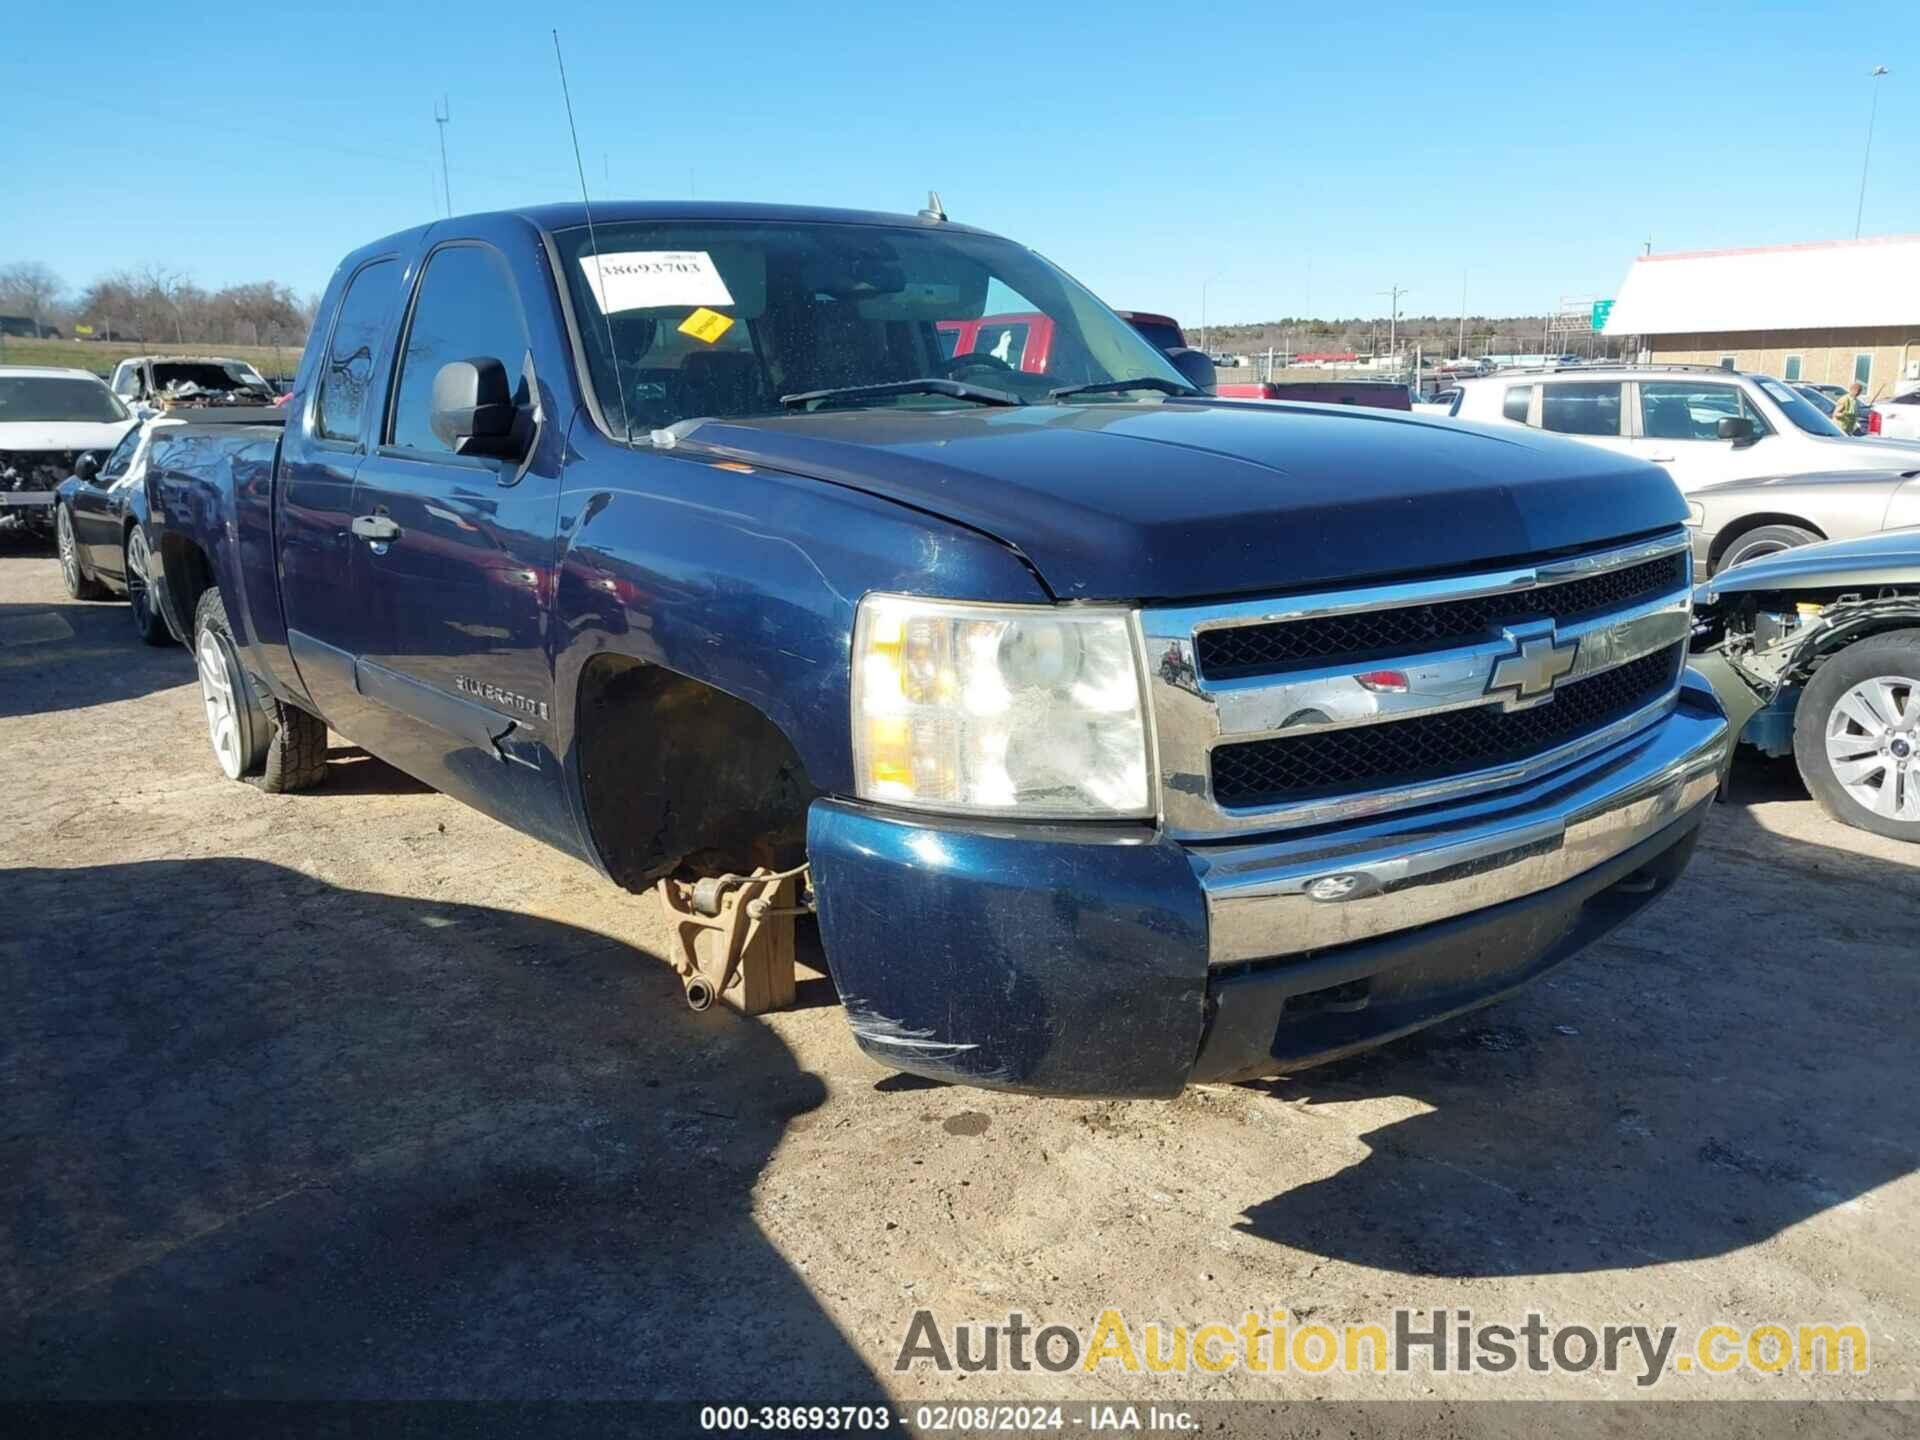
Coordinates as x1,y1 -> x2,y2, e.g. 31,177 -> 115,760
1714,523 -> 1820,575
1793,629 -> 1920,843
125,525 -> 171,646
56,505 -> 109,600
253,693 -> 330,794
193,587 -> 330,792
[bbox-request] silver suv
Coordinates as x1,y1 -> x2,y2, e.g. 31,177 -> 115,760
1451,364 -> 1920,493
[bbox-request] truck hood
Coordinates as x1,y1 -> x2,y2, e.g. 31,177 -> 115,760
1698,526 -> 1920,601
0,419 -> 136,451
686,400 -> 1687,601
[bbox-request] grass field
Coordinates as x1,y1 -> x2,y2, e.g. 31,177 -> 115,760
0,335 -> 306,379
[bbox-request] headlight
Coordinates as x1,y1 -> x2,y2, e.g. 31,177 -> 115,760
851,594 -> 1152,818
1686,502 -> 1706,528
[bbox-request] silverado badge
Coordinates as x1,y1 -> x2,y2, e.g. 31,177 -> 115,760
455,675 -> 550,721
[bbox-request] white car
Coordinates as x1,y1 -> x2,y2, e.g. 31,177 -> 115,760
0,366 -> 136,538
1874,384 -> 1920,441
1451,364 -> 1920,493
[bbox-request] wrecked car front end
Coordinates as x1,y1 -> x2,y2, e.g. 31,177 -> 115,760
1690,530 -> 1920,760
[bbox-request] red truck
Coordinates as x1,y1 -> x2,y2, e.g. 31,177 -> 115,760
936,313 -> 1057,374
1213,377 -> 1413,410
942,310 -> 1217,392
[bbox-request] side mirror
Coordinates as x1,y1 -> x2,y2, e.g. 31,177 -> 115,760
1715,415 -> 1756,443
75,452 -> 102,482
1167,347 -> 1217,394
431,356 -> 527,460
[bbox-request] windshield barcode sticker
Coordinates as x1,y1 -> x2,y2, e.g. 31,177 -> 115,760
578,251 -> 735,313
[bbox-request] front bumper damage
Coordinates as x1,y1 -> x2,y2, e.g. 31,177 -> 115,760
809,671 -> 1731,1097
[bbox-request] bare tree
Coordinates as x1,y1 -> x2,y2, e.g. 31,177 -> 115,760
0,261 -> 66,336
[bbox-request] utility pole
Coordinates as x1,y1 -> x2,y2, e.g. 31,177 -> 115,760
1856,66 -> 1890,240
1378,285 -> 1408,368
1201,274 -> 1221,353
434,96 -> 453,219
1457,270 -> 1467,360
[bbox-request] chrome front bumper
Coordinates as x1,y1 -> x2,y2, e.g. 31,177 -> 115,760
1191,669 -> 1730,967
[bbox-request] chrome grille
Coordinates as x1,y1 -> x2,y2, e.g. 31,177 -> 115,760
1195,551 -> 1687,678
1211,642 -> 1685,807
1139,530 -> 1695,838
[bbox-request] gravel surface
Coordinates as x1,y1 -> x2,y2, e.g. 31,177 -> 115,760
3,547 -> 1915,1412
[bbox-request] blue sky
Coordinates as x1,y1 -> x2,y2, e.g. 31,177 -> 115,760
5,1 -> 1915,326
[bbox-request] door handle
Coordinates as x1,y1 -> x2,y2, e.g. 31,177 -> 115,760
351,514 -> 401,542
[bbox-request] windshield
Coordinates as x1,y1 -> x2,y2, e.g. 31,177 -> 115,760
1794,385 -> 1836,417
554,220 -> 1190,435
0,375 -> 128,423
1755,377 -> 1846,437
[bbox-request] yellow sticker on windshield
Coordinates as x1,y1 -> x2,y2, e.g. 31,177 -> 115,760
678,307 -> 735,344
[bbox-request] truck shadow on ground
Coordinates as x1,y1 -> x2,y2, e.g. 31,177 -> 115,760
0,599 -> 189,718
2,858 -> 882,1401
1234,782 -> 1919,1278
315,744 -> 438,796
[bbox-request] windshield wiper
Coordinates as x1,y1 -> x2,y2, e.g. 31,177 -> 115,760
779,378 -> 1024,411
1048,377 -> 1197,401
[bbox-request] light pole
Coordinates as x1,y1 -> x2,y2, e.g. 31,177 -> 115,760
1378,285 -> 1408,372
1856,66 -> 1890,240
434,96 -> 453,219
1457,270 -> 1467,361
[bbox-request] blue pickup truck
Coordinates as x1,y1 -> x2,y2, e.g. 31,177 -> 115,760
141,201 -> 1730,1096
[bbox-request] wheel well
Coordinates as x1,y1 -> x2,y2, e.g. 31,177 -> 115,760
1708,512 -> 1825,572
1793,619 -> 1920,683
157,534 -> 214,634
574,655 -> 817,891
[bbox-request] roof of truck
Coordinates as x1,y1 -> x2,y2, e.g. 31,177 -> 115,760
505,200 -> 1004,238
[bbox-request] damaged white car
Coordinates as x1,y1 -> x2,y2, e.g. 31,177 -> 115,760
107,355 -> 280,411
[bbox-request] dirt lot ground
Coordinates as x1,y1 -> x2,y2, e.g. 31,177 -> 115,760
3,545 -> 1916,1420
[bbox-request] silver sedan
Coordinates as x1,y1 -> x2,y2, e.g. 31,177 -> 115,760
1688,466 -> 1920,575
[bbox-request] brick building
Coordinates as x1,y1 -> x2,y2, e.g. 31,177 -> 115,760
1603,235 -> 1920,399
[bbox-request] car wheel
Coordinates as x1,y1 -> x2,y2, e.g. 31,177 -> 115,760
124,525 -> 171,646
1793,629 -> 1920,842
192,587 -> 329,792
56,505 -> 109,600
1714,523 -> 1820,575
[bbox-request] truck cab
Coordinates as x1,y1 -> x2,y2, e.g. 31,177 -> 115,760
144,202 -> 1729,1096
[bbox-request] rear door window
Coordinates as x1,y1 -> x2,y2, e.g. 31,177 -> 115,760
386,244 -> 532,454
315,258 -> 398,443
970,320 -> 1031,369
1540,382 -> 1623,436
1501,384 -> 1533,423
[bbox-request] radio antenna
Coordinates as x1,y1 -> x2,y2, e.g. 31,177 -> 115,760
552,29 -> 632,443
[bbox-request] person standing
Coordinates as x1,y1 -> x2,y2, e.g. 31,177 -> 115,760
1833,382 -> 1863,435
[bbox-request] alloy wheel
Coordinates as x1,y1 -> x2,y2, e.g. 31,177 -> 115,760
197,630 -> 246,780
127,527 -> 153,629
57,508 -> 79,591
1824,674 -> 1920,821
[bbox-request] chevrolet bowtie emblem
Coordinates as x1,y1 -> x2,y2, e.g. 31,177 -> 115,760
1486,623 -> 1578,709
